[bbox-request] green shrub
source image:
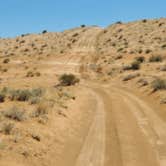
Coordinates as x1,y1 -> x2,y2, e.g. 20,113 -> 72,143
81,25 -> 86,28
3,107 -> 26,121
59,74 -> 79,86
151,78 -> 166,91
149,55 -> 163,62
42,30 -> 47,34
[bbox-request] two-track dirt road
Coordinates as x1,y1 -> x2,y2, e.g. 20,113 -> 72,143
50,55 -> 166,166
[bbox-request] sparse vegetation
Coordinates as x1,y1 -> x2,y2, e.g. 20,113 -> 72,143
1,88 -> 44,102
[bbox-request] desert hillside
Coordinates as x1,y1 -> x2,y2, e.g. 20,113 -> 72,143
0,18 -> 166,166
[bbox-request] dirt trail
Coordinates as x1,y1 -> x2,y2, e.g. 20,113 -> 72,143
45,56 -> 166,166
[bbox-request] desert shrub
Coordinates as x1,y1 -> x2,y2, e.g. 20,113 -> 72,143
2,68 -> 8,72
3,58 -> 10,64
117,48 -> 124,52
35,72 -> 41,77
26,71 -> 34,77
137,78 -> 149,86
123,61 -> 140,71
145,49 -> 152,54
59,74 -> 79,86
1,87 -> 9,94
31,88 -> 43,97
122,73 -> 140,81
29,97 -> 41,105
72,33 -> 79,37
0,93 -> 5,103
1,122 -> 14,135
151,79 -> 166,91
123,65 -> 132,71
3,107 -> 26,121
42,30 -> 47,34
115,21 -> 122,24
9,88 -> 43,102
149,55 -> 163,62
131,61 -> 140,70
159,64 -> 166,71
33,103 -> 48,117
81,24 -> 86,28
115,55 -> 122,60
9,89 -> 31,101
135,56 -> 145,63
161,44 -> 166,49
142,19 -> 147,23
138,49 -> 143,54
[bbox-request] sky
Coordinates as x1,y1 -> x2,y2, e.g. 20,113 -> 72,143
0,0 -> 166,37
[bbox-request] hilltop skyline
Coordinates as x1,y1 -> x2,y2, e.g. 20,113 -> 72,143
0,0 -> 166,37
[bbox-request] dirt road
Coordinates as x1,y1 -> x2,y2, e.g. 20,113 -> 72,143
50,57 -> 166,166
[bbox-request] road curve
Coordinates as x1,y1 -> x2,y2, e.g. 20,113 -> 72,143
76,84 -> 160,166
50,57 -> 166,166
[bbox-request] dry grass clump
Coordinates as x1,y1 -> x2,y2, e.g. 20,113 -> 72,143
137,78 -> 149,86
3,106 -> 26,121
9,89 -> 32,101
1,122 -> 14,135
151,78 -> 166,91
122,73 -> 140,81
26,71 -> 41,77
32,103 -> 49,117
123,60 -> 141,71
149,55 -> 163,62
159,64 -> 166,71
9,88 -> 43,102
